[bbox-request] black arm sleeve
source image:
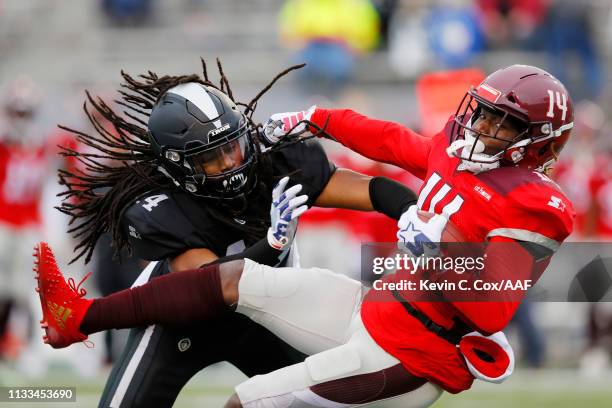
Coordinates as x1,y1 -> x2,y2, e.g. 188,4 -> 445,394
369,177 -> 418,220
204,237 -> 284,267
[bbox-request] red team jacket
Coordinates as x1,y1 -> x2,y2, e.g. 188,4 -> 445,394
0,142 -> 48,229
0,132 -> 77,230
311,109 -> 575,393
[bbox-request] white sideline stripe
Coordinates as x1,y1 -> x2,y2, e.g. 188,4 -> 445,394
168,83 -> 222,128
110,261 -> 158,407
486,228 -> 560,251
417,173 -> 441,209
426,184 -> 451,212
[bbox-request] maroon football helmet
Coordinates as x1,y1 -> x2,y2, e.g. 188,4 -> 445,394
448,65 -> 574,172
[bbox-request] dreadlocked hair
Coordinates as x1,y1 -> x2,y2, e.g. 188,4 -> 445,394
58,58 -> 312,264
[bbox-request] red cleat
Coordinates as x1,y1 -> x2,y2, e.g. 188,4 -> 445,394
33,242 -> 94,349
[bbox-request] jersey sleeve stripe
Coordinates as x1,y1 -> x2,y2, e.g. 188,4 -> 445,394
486,228 -> 560,252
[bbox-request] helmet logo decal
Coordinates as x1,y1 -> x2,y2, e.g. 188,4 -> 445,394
477,83 -> 501,103
208,123 -> 230,138
547,195 -> 566,212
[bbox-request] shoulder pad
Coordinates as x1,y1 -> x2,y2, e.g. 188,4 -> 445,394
488,181 -> 575,249
476,167 -> 565,197
269,139 -> 335,206
122,192 -> 202,260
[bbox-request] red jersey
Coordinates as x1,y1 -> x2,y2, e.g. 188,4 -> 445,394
0,141 -> 49,229
589,154 -> 612,237
311,108 -> 575,393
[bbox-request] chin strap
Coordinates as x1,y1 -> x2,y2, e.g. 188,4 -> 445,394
446,140 -> 501,173
446,139 -> 468,157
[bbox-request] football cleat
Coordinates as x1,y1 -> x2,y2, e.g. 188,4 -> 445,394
33,242 -> 94,349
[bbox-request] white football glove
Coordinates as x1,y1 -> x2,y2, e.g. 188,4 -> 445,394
396,206 -> 448,258
267,176 -> 309,250
263,105 -> 317,145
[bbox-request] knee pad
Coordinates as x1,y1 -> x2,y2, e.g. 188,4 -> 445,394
236,344 -> 362,408
236,260 -> 363,354
237,259 -> 305,309
238,260 -> 362,313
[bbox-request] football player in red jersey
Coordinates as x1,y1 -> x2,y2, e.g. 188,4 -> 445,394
34,65 -> 575,407
0,77 -> 50,360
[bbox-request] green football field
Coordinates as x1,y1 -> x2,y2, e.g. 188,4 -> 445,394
1,364 -> 611,407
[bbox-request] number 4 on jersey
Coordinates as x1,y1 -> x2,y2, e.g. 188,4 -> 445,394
141,194 -> 169,212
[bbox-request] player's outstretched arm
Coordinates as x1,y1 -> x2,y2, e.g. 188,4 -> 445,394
314,168 -> 417,220
171,176 -> 308,271
264,107 -> 434,179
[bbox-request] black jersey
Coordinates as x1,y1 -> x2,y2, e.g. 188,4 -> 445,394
121,140 -> 335,261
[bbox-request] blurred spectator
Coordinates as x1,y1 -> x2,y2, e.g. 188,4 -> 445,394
279,0 -> 380,95
510,302 -> 546,367
101,0 -> 155,27
545,0 -> 604,101
589,150 -> 612,238
552,100 -> 607,238
387,4 -> 431,79
0,78 -> 84,374
388,1 -> 483,77
0,77 -> 47,362
475,0 -> 549,49
424,3 -> 484,68
581,303 -> 612,378
371,0 -> 399,50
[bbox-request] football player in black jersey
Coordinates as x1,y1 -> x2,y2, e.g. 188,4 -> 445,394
54,62 -> 416,407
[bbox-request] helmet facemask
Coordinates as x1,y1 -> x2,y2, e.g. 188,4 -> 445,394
448,91 -> 530,173
154,116 -> 260,204
185,130 -> 258,200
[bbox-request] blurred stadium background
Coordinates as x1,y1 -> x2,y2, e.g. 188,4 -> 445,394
0,0 -> 611,406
